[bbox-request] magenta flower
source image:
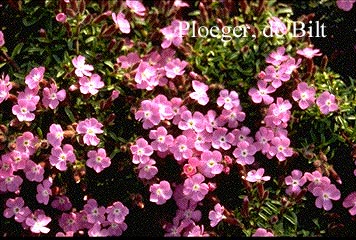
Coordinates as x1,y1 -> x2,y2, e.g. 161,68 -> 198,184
104,221 -> 128,237
169,135 -> 194,162
126,0 -> 146,16
88,222 -> 109,237
130,137 -> 154,164
12,99 -> 36,122
76,118 -> 104,146
84,199 -> 106,224
217,107 -> 246,129
292,82 -> 316,109
198,150 -> 223,178
25,66 -> 45,90
254,127 -> 274,154
149,126 -> 174,152
79,73 -> 104,95
266,46 -> 289,66
152,94 -> 175,121
25,213 -> 51,234
0,30 -> 5,47
304,170 -> 331,193
0,175 -> 23,192
178,110 -> 206,133
211,127 -> 235,150
183,173 -> 209,202
297,47 -> 322,59
47,123 -> 64,147
138,158 -> 158,180
135,99 -> 161,129
59,212 -> 79,233
49,144 -> 76,171
9,150 -> 29,171
337,0 -> 355,11
264,65 -> 291,89
16,131 -> 38,156
24,160 -> 44,182
248,80 -> 275,105
189,80 -> 209,106
106,201 -> 129,224
343,192 -> 356,216
51,195 -> 72,211
17,86 -> 40,104
252,228 -> 274,237
268,17 -> 287,35
233,141 -> 257,165
186,224 -> 209,237
208,203 -> 225,227
86,148 -> 111,173
42,83 -> 66,109
246,168 -> 271,182
112,12 -> 130,33
149,180 -> 173,205
165,58 -> 188,79
3,197 -> 30,223
217,89 -> 240,110
313,184 -> 341,211
56,13 -> 67,22
316,91 -> 338,115
72,55 -> 94,77
0,154 -> 13,178
285,169 -> 307,196
36,178 -> 53,205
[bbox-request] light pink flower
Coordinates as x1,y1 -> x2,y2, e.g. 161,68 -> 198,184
106,201 -> 129,224
252,228 -> 274,237
337,0 -> 356,11
313,184 -> 341,211
198,150 -> 223,178
9,150 -> 29,171
117,52 -> 140,69
183,173 -> 209,202
217,89 -> 240,110
130,137 -> 154,164
297,47 -> 322,59
88,222 -> 109,237
76,118 -> 104,146
25,213 -> 51,234
36,178 -> 53,205
149,126 -> 174,152
46,123 -> 64,147
126,0 -> 146,16
56,13 -> 67,22
59,212 -> 79,233
209,203 -> 225,227
149,180 -> 173,205
112,12 -> 130,33
12,99 -> 36,122
3,197 -> 30,223
268,136 -> 293,161
0,30 -> 5,47
0,154 -> 13,178
104,221 -> 128,237
16,131 -> 38,156
246,168 -> 271,182
169,135 -> 194,162
49,144 -> 76,171
316,91 -> 338,115
304,170 -> 331,193
292,82 -> 316,109
189,80 -> 209,106
0,175 -> 23,192
285,169 -> 307,196
25,66 -> 45,90
51,195 -> 72,211
165,58 -> 188,79
211,127 -> 235,150
84,199 -> 106,224
135,99 -> 161,129
178,110 -> 206,133
266,46 -> 289,66
138,158 -> 158,180
343,192 -> 356,216
268,17 -> 287,35
24,160 -> 44,182
42,83 -> 66,109
248,80 -> 275,105
233,141 -> 257,165
160,20 -> 189,49
0,73 -> 12,104
79,73 -> 104,95
72,55 -> 94,77
86,148 -> 111,173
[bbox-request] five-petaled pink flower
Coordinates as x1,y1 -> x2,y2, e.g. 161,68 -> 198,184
126,0 -> 146,16
0,30 -> 5,47
183,173 -> 209,202
49,144 -> 76,171
112,12 -> 130,33
149,180 -> 173,205
25,66 -> 45,90
84,199 -> 106,224
292,82 -> 316,110
285,169 -> 307,197
343,192 -> 356,216
79,74 -> 104,95
76,118 -> 104,146
252,228 -> 274,237
42,83 -> 66,109
313,184 -> 341,211
36,178 -> 53,205
3,197 -> 30,223
297,47 -> 322,59
336,0 -> 356,11
189,80 -> 209,106
25,213 -> 52,234
130,137 -> 154,164
72,55 -> 94,77
208,203 -> 225,227
86,148 -> 111,173
246,168 -> 271,182
316,91 -> 338,115
47,123 -> 64,148
106,201 -> 129,224
268,17 -> 287,35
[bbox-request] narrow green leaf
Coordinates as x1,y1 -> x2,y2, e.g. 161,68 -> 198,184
64,107 -> 76,122
11,42 -> 24,58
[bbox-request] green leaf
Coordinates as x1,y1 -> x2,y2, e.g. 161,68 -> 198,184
11,42 -> 24,58
36,127 -> 43,139
284,212 -> 297,226
64,107 -> 76,122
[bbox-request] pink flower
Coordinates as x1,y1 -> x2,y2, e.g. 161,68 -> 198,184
135,99 -> 161,129
24,160 -> 44,182
79,73 -> 104,95
56,13 -> 67,22
174,0 -> 190,8
248,80 -> 275,105
59,212 -> 79,233
208,203 -> 225,227
152,94 -> 175,120
211,127 -> 235,150
84,199 -> 106,224
264,65 -> 290,89
254,127 -> 274,154
76,118 -> 104,146
117,52 -> 140,69
3,197 -> 30,223
217,107 -> 246,129
130,137 -> 154,164
25,213 -> 51,234
36,178 -> 52,205
149,126 -> 174,152
138,158 -> 158,180
0,30 -> 5,47
106,201 -> 129,224
268,136 -> 293,161
285,169 -> 307,196
316,91 -> 338,115
17,86 -> 40,104
47,123 -> 64,147
252,228 -> 274,237
204,110 -> 221,133
183,173 -> 209,202
337,0 -> 356,11
51,195 -> 72,211
217,89 -> 240,110
86,148 -> 111,173
297,47 -> 322,59
134,61 -> 158,90
266,46 -> 289,66
268,17 -> 287,35
313,184 -> 341,211
178,110 -> 206,133
198,150 -> 223,178
165,58 -> 188,79
49,144 -> 76,171
246,168 -> 271,182
9,150 -> 29,171
169,135 -> 194,162
0,73 -> 12,103
0,154 -> 13,178
149,180 -> 173,205
16,131 -> 38,156
112,12 -> 130,33
233,141 -> 257,165
12,99 -> 36,122
126,0 -> 146,16
25,66 -> 45,90
343,192 -> 356,216
72,55 -> 94,77
304,170 -> 331,193
88,222 -> 109,237
189,80 -> 209,106
292,82 -> 316,109
160,20 -> 189,49
0,175 -> 23,192
42,83 -> 66,109
104,221 -> 128,237
186,224 -> 209,237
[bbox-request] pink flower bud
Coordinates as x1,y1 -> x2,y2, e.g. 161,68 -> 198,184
69,84 -> 78,91
110,90 -> 120,100
208,182 -> 217,191
56,13 -> 67,23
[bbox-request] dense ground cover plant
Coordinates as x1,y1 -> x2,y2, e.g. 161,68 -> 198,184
0,0 -> 355,237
